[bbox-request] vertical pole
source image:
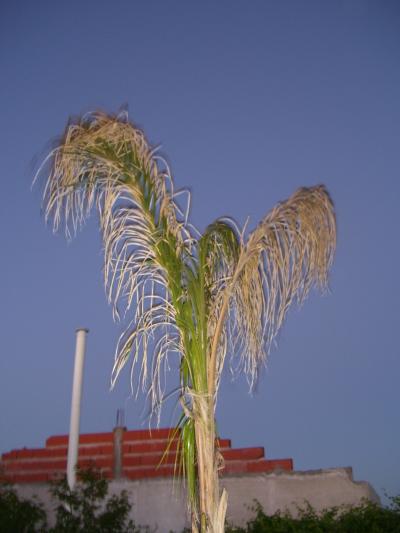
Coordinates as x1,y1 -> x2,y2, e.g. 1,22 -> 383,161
67,328 -> 88,490
113,427 -> 124,479
113,408 -> 125,480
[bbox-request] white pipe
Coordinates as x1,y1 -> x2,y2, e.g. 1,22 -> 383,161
67,328 -> 88,490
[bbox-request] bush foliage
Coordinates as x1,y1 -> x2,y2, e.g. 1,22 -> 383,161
227,497 -> 400,533
49,468 -> 140,533
0,485 -> 47,532
0,468 -> 140,533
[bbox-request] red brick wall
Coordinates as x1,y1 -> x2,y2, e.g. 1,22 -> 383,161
1,428 -> 293,484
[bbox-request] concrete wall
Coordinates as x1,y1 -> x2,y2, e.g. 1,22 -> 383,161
15,467 -> 379,532
223,468 -> 379,527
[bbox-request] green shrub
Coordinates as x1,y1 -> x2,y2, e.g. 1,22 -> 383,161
0,484 -> 47,532
227,497 -> 400,533
49,467 -> 140,532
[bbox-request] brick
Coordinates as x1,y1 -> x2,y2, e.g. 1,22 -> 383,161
2,448 -> 67,461
15,449 -> 54,459
46,432 -> 114,448
1,450 -> 18,460
123,465 -> 176,480
123,428 -> 177,442
2,427 -> 291,485
0,472 -> 14,484
123,451 -> 180,468
79,445 -> 113,456
10,473 -> 49,483
99,469 -> 113,479
42,429 -> 229,451
4,460 -> 66,472
221,461 -> 247,475
77,458 -> 114,470
217,439 -> 231,449
222,447 -> 264,461
48,448 -> 68,457
123,440 -> 179,454
246,459 -> 293,473
79,433 -> 114,444
46,435 -> 68,447
122,437 -> 231,455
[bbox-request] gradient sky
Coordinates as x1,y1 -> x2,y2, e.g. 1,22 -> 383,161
1,1 -> 399,505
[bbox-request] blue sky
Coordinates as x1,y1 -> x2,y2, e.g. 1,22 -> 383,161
1,1 -> 399,504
